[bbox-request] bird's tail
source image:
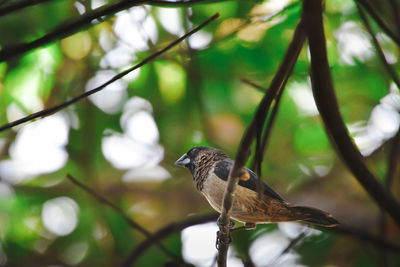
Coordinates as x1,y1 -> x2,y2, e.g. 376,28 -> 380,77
290,206 -> 339,227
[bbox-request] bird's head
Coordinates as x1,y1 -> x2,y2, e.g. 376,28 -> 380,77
175,146 -> 227,174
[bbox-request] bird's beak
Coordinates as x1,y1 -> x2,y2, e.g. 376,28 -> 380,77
175,153 -> 190,167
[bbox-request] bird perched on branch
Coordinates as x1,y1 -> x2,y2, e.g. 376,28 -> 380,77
176,146 -> 338,230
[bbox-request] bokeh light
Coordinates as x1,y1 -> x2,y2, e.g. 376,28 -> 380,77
42,197 -> 79,236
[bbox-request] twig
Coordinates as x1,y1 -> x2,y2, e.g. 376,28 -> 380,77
332,225 -> 400,253
379,128 -> 400,265
65,174 -> 180,262
0,0 -> 52,16
389,0 -> 400,38
251,80 -> 285,173
356,3 -> 400,90
0,13 -> 219,132
122,213 -> 219,267
304,0 -> 400,225
355,0 -> 400,46
268,230 -> 307,266
0,0 -> 214,62
240,78 -> 267,92
384,110 -> 400,189
216,16 -> 307,267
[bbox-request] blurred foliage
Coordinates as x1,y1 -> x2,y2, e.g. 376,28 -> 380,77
0,0 -> 400,266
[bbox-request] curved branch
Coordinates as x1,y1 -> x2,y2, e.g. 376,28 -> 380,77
66,174 -> 179,263
122,213 -> 219,267
356,3 -> 400,90
0,13 -> 219,132
0,0 -> 213,62
216,16 -> 307,266
355,0 -> 400,46
0,0 -> 52,16
305,0 -> 400,225
333,225 -> 400,253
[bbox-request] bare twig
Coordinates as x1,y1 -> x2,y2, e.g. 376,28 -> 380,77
240,78 -> 266,92
65,174 -> 180,262
122,213 -> 219,267
356,0 -> 400,46
250,76 -> 286,175
332,225 -> 400,253
385,116 -> 400,189
379,128 -> 400,265
356,3 -> 400,90
0,0 -> 214,62
305,0 -> 400,225
0,0 -> 52,16
216,17 -> 307,267
0,13 -> 219,132
268,230 -> 307,266
389,0 -> 400,38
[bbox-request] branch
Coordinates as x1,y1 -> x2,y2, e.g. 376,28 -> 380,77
332,225 -> 400,253
0,0 -> 214,62
304,0 -> 400,225
0,13 -> 219,132
356,3 -> 400,90
66,174 -> 180,262
0,0 -> 52,16
355,0 -> 400,46
268,230 -> 307,266
250,76 -> 286,175
240,78 -> 267,93
216,17 -> 307,266
122,213 -> 219,267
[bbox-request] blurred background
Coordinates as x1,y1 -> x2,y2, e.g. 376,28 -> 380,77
0,0 -> 400,266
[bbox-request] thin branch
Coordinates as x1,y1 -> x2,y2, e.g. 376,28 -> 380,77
385,118 -> 400,189
0,13 -> 219,132
332,225 -> 400,253
251,80 -> 285,172
0,0 -> 52,16
304,0 -> 400,225
240,78 -> 266,93
356,3 -> 400,90
355,0 -> 400,46
379,128 -> 400,265
388,0 -> 400,38
216,17 -> 307,266
268,230 -> 307,266
66,174 -> 180,262
122,213 -> 219,267
0,0 -> 214,62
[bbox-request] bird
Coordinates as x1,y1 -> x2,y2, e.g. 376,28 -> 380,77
176,146 -> 338,230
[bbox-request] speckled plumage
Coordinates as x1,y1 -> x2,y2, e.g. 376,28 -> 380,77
176,146 -> 338,227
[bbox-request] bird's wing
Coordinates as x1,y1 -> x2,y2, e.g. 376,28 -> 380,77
213,159 -> 284,201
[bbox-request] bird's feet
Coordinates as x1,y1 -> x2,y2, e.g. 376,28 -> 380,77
216,217 -> 235,228
230,222 -> 256,232
215,218 -> 235,249
216,230 -> 232,249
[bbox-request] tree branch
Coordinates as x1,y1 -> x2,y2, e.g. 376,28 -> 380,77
0,0 -> 52,16
333,225 -> 400,253
122,213 -> 219,267
0,0 -> 214,62
0,13 -> 219,132
304,0 -> 400,225
65,174 -> 180,263
216,16 -> 307,267
355,0 -> 400,46
252,75 -> 286,176
356,2 -> 400,90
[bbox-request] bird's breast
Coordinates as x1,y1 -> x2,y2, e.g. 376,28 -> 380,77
200,170 -> 267,223
200,171 -> 227,213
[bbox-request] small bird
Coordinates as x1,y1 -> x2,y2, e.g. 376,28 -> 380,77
176,146 -> 338,229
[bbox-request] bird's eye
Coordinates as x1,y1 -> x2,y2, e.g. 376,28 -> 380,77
188,148 -> 197,156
